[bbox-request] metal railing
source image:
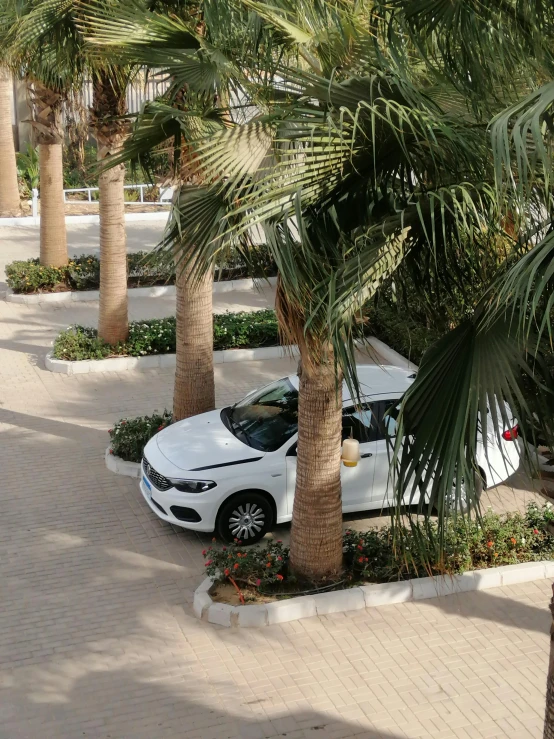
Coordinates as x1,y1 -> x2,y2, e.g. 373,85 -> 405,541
62,184 -> 174,205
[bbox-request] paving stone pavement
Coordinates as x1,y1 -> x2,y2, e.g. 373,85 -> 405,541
0,220 -> 552,738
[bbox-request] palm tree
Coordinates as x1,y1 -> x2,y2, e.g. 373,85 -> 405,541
84,0 -> 323,423
1,0 -> 74,266
7,0 -> 135,339
0,65 -> 21,216
93,0 -> 519,579
91,69 -> 130,344
367,1 -> 554,733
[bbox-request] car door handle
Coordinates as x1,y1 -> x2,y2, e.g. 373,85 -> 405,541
271,473 -> 283,477
360,453 -> 372,458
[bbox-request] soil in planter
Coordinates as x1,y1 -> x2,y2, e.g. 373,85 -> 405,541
210,563 -> 351,606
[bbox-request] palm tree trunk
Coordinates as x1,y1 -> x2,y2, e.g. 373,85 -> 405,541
0,67 -> 21,217
38,143 -> 67,266
173,254 -> 215,421
289,351 -> 344,580
544,583 -> 554,738
30,81 -> 67,266
92,72 -> 128,345
97,159 -> 127,344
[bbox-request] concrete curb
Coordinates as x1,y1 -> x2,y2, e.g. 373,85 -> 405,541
194,560 -> 554,627
105,448 -> 141,478
0,211 -> 169,227
45,344 -> 299,375
5,276 -> 278,304
44,336 -> 409,376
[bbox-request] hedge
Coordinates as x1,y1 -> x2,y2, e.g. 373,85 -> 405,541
52,309 -> 280,361
6,247 -> 276,294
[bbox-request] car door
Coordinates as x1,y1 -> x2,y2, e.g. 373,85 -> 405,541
285,403 -> 382,514
340,404 -> 381,510
368,396 -> 407,507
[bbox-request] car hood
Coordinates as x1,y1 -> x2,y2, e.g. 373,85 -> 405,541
154,409 -> 263,472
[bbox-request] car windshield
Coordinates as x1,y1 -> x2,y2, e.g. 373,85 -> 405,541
222,378 -> 298,452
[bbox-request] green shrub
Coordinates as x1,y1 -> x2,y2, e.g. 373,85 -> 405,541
203,503 -> 554,593
109,410 -> 173,463
52,309 -> 280,361
6,248 -> 276,295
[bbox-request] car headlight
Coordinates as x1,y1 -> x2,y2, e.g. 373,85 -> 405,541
168,479 -> 217,493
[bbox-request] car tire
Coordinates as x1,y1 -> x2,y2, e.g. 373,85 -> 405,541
216,492 -> 274,544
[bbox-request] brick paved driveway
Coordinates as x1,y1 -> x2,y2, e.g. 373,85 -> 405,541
0,222 -> 551,738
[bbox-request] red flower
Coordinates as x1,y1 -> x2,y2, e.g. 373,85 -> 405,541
510,537 -> 517,545
109,449 -> 113,454
224,568 -> 230,576
108,429 -> 113,433
158,425 -> 164,431
276,574 -> 284,581
534,529 -> 539,534
276,540 -> 282,543
345,531 -> 351,535
120,421 -> 126,425
357,545 -> 363,551
277,556 -> 283,561
202,549 -> 207,556
358,556 -> 364,563
204,560 -> 212,566
266,562 -> 272,568
487,541 -> 493,548
256,579 -> 261,586
233,563 -> 239,570
222,546 -> 227,551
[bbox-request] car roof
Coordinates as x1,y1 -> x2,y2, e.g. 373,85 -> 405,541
287,364 -> 416,403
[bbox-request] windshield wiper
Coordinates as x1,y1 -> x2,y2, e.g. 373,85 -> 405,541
226,408 -> 255,448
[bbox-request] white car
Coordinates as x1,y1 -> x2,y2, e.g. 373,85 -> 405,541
140,364 -> 521,543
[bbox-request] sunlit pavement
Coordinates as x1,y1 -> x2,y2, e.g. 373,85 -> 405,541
0,219 -> 550,738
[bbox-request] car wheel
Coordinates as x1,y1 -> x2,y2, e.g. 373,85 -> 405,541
216,492 -> 274,544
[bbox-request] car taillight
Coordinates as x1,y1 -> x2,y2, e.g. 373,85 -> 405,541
502,424 -> 519,441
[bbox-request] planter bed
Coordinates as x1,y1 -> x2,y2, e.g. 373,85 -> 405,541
4,276 -> 277,304
4,250 -> 276,298
193,503 -> 554,627
105,448 -> 141,477
48,344 -> 297,375
194,560 -> 554,627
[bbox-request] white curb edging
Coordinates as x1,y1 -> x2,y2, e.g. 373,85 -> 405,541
194,560 -> 554,627
5,276 -> 278,304
0,211 -> 170,227
44,336 -> 410,375
45,344 -> 299,375
105,448 -> 141,477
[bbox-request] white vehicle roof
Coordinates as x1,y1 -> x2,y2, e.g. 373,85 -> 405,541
287,364 -> 416,404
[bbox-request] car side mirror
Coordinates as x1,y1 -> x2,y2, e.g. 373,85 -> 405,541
286,443 -> 297,457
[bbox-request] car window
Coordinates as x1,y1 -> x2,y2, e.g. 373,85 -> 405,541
225,378 -> 299,452
342,405 -> 378,443
378,399 -> 402,439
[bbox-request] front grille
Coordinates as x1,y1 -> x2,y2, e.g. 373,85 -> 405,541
142,457 -> 172,492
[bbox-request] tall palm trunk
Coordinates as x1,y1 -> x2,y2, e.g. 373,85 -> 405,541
31,82 -> 67,266
92,72 -> 128,345
173,253 -> 215,421
544,584 -> 554,737
0,67 -> 21,217
289,351 -> 344,580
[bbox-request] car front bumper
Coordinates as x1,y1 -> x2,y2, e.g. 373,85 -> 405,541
139,474 -> 217,532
